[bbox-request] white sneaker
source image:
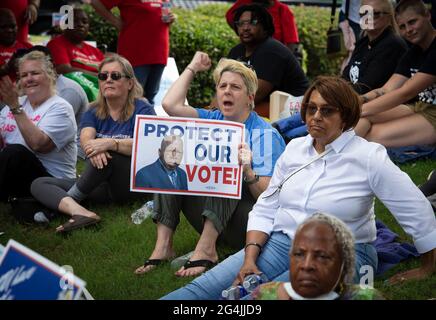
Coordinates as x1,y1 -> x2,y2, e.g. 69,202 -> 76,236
34,211 -> 50,224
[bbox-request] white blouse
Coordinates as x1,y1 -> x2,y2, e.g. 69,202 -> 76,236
247,130 -> 436,254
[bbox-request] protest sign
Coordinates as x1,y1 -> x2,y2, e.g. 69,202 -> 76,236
0,239 -> 85,300
131,116 -> 244,199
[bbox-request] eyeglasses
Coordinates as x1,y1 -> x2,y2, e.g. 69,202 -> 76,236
304,103 -> 339,118
97,71 -> 131,81
359,11 -> 389,19
234,19 -> 258,28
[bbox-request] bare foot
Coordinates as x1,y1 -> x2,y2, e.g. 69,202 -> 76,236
134,248 -> 176,275
175,250 -> 218,277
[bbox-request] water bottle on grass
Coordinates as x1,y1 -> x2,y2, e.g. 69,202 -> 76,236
131,200 -> 154,225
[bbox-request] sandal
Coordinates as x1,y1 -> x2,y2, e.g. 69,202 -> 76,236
56,215 -> 101,233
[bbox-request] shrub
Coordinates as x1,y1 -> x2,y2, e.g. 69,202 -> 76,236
292,5 -> 343,78
84,3 -> 342,107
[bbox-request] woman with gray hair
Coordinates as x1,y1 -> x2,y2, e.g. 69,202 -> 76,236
31,54 -> 155,232
252,213 -> 383,300
0,50 -> 77,202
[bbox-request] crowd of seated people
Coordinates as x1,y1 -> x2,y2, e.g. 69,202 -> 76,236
0,0 -> 434,300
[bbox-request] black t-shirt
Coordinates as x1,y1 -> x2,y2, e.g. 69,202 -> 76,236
342,28 -> 408,94
228,37 -> 309,97
395,37 -> 436,105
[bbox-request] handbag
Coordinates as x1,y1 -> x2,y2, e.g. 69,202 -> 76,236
326,0 -> 348,57
8,196 -> 45,223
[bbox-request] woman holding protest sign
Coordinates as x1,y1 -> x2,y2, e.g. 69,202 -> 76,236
30,54 -> 155,232
134,52 -> 285,277
160,76 -> 435,300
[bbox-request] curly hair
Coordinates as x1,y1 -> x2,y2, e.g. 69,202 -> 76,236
232,4 -> 275,37
294,212 -> 356,288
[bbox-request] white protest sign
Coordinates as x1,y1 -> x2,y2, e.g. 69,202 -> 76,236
0,239 -> 85,300
131,116 -> 244,199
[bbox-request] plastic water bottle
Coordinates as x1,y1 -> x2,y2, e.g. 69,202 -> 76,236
242,273 -> 269,293
161,0 -> 171,23
131,200 -> 154,225
221,285 -> 248,300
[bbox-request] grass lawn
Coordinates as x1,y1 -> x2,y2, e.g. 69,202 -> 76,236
0,159 -> 435,300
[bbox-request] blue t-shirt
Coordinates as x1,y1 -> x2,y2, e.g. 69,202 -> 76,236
80,99 -> 156,139
197,109 -> 286,176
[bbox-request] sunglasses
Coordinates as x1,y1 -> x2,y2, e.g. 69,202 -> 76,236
97,71 -> 131,81
359,11 -> 389,18
304,103 -> 339,118
235,19 -> 259,28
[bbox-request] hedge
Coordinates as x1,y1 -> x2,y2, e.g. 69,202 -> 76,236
83,3 -> 342,107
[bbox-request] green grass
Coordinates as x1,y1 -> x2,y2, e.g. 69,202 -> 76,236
0,159 -> 435,300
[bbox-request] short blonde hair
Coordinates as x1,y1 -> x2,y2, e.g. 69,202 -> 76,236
213,58 -> 258,109
93,54 -> 143,122
18,51 -> 57,96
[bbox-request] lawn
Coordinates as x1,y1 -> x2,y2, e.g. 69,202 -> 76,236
0,159 -> 435,300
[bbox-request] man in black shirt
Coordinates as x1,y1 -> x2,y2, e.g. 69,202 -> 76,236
355,0 -> 436,149
227,4 -> 309,118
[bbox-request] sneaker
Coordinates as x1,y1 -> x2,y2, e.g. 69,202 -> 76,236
34,211 -> 50,224
170,251 -> 195,269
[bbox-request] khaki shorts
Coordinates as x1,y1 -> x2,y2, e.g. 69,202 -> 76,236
408,101 -> 436,130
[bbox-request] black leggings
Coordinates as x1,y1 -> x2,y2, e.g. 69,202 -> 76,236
0,144 -> 50,201
31,152 -> 148,210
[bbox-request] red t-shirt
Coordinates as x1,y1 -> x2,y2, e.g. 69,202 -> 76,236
0,40 -> 32,67
225,0 -> 299,45
100,0 -> 169,66
0,40 -> 32,82
47,35 -> 105,73
3,0 -> 29,43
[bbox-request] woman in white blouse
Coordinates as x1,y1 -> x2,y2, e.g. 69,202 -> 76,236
161,76 -> 436,300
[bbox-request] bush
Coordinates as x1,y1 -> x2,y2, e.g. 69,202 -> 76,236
84,3 -> 342,107
292,5 -> 343,78
169,8 -> 239,107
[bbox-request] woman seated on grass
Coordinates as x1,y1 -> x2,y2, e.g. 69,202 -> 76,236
273,0 -> 408,143
134,52 -> 285,278
160,76 -> 435,300
0,51 -> 77,202
252,213 -> 384,300
31,54 -> 155,232
355,0 -> 436,147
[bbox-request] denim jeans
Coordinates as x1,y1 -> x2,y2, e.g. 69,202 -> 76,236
160,231 -> 378,300
133,64 -> 165,105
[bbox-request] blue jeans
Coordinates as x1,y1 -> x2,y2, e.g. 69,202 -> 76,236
160,232 -> 378,300
133,64 -> 165,105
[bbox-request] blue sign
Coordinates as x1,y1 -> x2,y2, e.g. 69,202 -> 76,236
0,239 -> 85,300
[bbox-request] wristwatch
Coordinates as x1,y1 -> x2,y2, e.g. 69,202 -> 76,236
244,173 -> 259,185
10,106 -> 24,115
